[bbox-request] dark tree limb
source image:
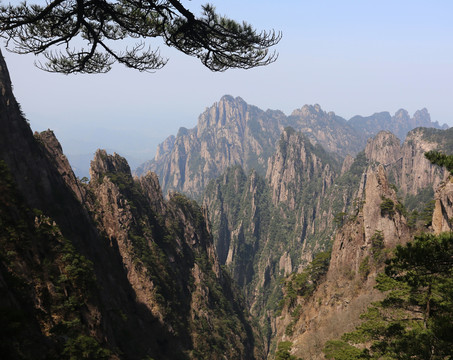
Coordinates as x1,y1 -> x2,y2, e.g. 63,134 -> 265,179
0,0 -> 281,74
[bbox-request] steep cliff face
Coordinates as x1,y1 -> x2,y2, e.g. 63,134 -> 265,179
86,150 -> 261,359
432,176 -> 453,234
0,53 -> 260,360
202,129 -> 342,354
204,166 -> 257,273
204,128 -> 340,282
0,51 -> 87,221
267,128 -> 336,210
364,130 -> 401,166
203,165 -> 287,353
137,95 -> 286,197
266,128 -> 338,245
0,159 -> 109,359
398,128 -> 449,195
35,129 -> 86,203
274,165 -> 412,359
364,128 -> 449,198
0,49 -> 151,358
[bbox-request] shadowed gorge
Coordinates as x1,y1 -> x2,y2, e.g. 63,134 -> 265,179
0,52 -> 260,360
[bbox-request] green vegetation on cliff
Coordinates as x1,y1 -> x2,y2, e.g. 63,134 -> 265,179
324,232 -> 453,360
425,150 -> 453,175
1,149 -> 260,360
283,250 -> 331,307
202,133 -> 368,351
95,157 -> 261,360
0,160 -> 109,359
274,341 -> 302,360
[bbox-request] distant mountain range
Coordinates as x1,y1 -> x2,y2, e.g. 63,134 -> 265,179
135,95 -> 448,197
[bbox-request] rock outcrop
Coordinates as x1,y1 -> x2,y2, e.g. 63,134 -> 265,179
35,129 -> 86,203
398,128 -> 448,195
274,165 -> 411,359
432,176 -> 453,234
364,130 -> 401,166
137,95 -> 286,197
364,129 -> 449,197
266,128 -> 336,211
203,166 -> 268,290
86,150 -> 261,359
202,129 -> 343,353
204,127 -> 341,287
266,128 -> 338,244
340,154 -> 354,175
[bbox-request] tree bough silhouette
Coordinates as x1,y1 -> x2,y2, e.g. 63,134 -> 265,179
0,0 -> 281,74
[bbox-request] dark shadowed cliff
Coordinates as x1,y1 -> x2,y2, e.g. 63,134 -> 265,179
0,51 -> 261,360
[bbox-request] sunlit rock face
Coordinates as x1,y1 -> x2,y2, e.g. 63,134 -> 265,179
274,165 -> 411,360
433,176 -> 453,234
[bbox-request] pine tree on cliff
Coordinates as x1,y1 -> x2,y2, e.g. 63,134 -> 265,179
324,232 -> 453,360
425,151 -> 453,175
0,0 -> 281,74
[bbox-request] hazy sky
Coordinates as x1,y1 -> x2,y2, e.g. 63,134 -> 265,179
4,0 -> 453,174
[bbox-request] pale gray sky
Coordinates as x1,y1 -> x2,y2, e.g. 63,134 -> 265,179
4,0 -> 453,175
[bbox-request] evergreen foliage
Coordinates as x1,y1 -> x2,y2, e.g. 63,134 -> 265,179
333,212 -> 347,227
323,340 -> 364,360
404,186 -> 434,213
380,196 -> 395,217
404,186 -> 435,228
0,1 -> 281,73
320,151 -> 368,235
284,250 -> 331,306
323,232 -> 453,360
370,230 -> 385,262
425,150 -> 453,175
0,160 -> 109,359
275,341 -> 302,360
336,152 -> 368,188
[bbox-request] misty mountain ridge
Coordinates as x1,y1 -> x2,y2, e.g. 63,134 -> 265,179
135,95 -> 448,197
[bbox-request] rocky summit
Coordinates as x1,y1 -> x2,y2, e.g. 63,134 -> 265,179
136,95 -> 447,199
1,48 -> 452,360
